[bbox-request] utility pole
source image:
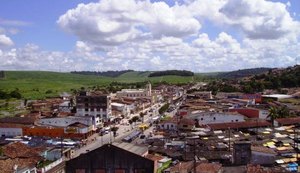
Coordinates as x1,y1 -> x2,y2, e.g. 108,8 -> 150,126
193,138 -> 196,173
228,127 -> 231,151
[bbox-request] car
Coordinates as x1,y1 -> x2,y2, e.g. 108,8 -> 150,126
140,134 -> 146,139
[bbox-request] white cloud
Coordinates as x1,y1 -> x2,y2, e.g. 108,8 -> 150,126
0,34 -> 14,48
57,0 -> 200,48
219,0 -> 300,40
1,0 -> 300,72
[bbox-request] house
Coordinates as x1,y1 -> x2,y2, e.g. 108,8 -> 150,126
178,118 -> 195,131
0,124 -> 23,137
188,112 -> 245,125
0,142 -> 44,173
157,118 -> 178,131
66,143 -> 155,173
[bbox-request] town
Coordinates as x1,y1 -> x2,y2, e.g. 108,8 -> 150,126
0,81 -> 299,173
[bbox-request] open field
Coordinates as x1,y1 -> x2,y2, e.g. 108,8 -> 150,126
0,71 -> 208,99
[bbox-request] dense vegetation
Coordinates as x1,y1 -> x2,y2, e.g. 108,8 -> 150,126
148,70 -> 194,77
204,65 -> 300,94
70,70 -> 134,77
217,68 -> 272,79
0,89 -> 22,99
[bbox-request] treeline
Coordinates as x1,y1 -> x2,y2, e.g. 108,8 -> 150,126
217,68 -> 272,79
0,89 -> 22,99
148,70 -> 194,77
70,70 -> 134,77
204,65 -> 300,94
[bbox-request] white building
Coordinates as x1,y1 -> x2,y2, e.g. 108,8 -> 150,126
116,83 -> 152,98
38,116 -> 94,129
0,125 -> 22,137
189,111 -> 245,125
76,92 -> 112,127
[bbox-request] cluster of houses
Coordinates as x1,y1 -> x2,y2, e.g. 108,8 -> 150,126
0,81 -> 299,172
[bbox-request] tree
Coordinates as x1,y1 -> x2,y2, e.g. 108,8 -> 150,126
139,112 -> 145,123
111,126 -> 119,137
267,106 -> 279,126
131,116 -> 139,123
9,90 -> 22,99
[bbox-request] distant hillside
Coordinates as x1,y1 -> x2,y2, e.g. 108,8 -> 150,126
217,68 -> 272,79
148,70 -> 194,77
248,65 -> 300,89
70,70 -> 134,77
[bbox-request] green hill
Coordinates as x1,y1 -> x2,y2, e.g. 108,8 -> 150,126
216,68 -> 272,79
0,71 -> 201,99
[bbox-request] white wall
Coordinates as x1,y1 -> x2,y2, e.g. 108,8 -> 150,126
259,110 -> 269,119
157,122 -> 177,130
38,117 -> 92,127
192,112 -> 245,125
0,127 -> 22,137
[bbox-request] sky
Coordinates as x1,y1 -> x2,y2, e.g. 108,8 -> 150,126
0,0 -> 300,72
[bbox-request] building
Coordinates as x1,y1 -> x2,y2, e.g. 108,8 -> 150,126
66,143 -> 155,173
190,91 -> 213,100
233,141 -> 252,165
76,91 -> 111,127
229,108 -> 269,119
116,83 -> 152,98
189,111 -> 245,125
0,142 -> 43,173
0,124 -> 23,137
156,118 -> 178,131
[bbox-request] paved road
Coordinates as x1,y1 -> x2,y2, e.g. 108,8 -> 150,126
72,103 -> 162,158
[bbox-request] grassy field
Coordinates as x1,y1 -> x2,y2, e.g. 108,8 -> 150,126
0,71 -> 206,99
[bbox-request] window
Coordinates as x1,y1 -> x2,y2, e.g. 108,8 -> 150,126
236,119 -> 238,122
213,117 -> 216,120
85,108 -> 88,111
201,118 -> 203,121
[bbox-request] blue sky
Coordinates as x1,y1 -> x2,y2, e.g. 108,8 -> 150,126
0,0 -> 300,72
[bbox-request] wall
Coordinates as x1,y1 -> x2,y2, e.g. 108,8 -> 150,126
157,123 -> 177,131
193,112 -> 245,125
0,127 -> 22,137
22,126 -> 88,139
38,117 -> 93,127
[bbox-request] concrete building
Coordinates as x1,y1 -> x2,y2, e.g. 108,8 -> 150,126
0,124 -> 23,137
233,141 -> 252,165
189,111 -> 245,125
76,91 -> 112,127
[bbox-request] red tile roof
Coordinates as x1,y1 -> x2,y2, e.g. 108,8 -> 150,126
2,142 -> 41,159
202,120 -> 271,130
196,163 -> 222,173
275,117 -> 300,125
